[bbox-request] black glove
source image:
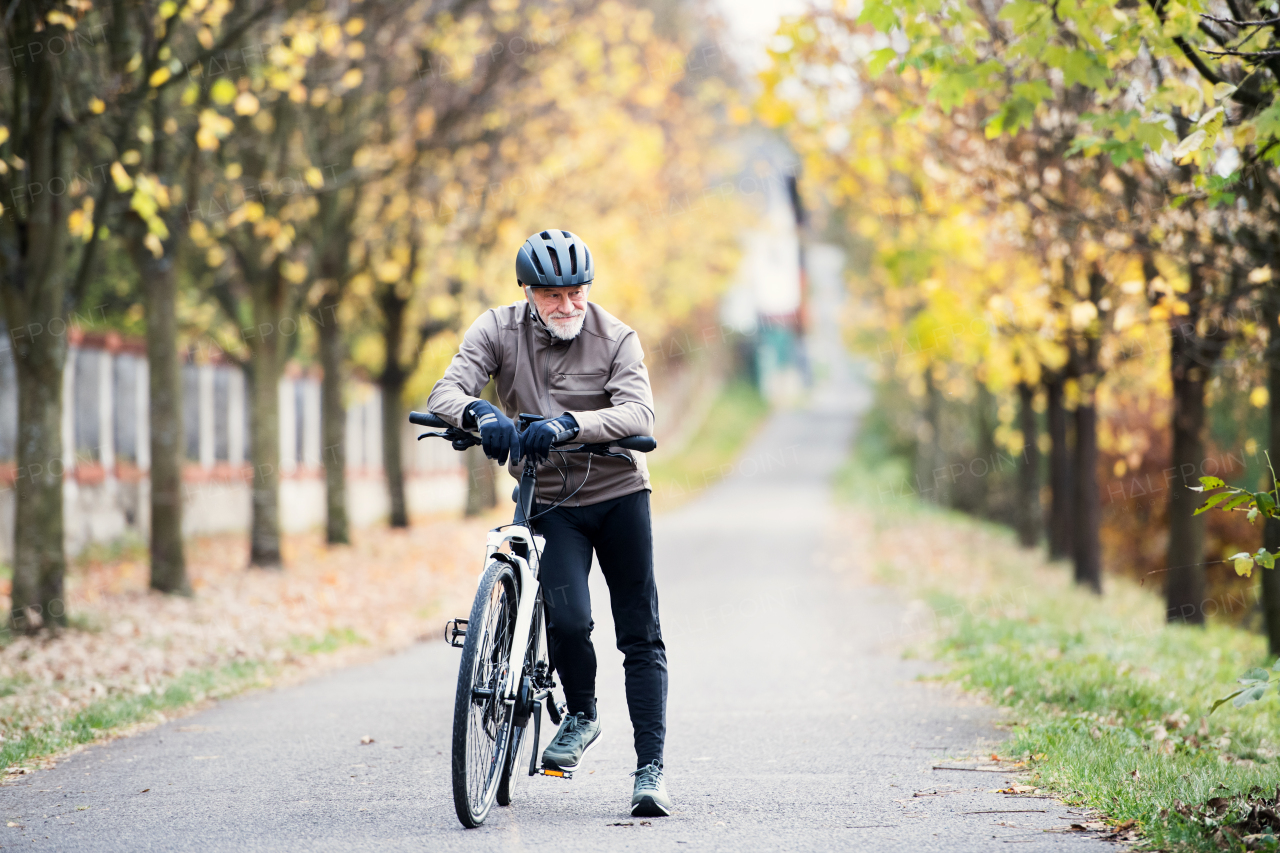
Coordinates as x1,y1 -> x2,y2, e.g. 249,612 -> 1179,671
522,414 -> 580,463
466,400 -> 519,465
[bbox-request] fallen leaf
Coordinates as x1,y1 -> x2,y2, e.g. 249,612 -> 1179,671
998,785 -> 1037,794
139,788 -> 149,793
360,736 -> 375,745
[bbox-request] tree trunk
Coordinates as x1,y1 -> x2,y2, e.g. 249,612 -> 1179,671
973,383 -> 997,516
381,372 -> 409,528
1263,291 -> 1280,653
465,444 -> 498,517
1165,324 -> 1208,624
248,283 -> 286,568
378,289 -> 410,529
916,367 -> 946,505
1072,392 -> 1102,593
139,248 -> 189,593
0,21 -> 72,632
318,285 -> 349,546
7,326 -> 68,632
1015,382 -> 1041,548
1045,377 -> 1072,560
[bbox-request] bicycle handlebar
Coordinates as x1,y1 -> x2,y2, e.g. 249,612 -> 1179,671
408,410 -> 656,453
408,411 -> 449,429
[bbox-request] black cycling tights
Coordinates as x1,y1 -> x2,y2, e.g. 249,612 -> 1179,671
532,489 -> 667,767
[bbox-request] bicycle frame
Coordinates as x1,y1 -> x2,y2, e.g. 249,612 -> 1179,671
483,523 -> 544,707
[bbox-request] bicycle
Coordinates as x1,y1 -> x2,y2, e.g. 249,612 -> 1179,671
408,410 -> 657,828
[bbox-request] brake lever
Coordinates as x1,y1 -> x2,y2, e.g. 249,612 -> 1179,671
566,444 -> 638,468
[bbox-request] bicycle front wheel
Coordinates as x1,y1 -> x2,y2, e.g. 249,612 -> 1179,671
452,561 -> 518,828
497,589 -> 546,806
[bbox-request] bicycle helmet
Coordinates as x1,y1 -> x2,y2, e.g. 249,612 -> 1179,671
515,229 -> 594,287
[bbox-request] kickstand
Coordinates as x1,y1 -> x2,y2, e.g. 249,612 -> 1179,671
527,700 -> 541,777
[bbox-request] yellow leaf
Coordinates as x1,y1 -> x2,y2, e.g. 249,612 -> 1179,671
1249,266 -> 1272,284
376,260 -> 402,282
210,78 -> 237,105
233,92 -> 259,116
110,162 -> 133,192
1170,130 -> 1206,163
206,246 -> 226,268
144,232 -> 164,258
0,126 -> 8,145
149,67 -> 172,87
289,84 -> 308,104
281,260 -> 309,283
158,1 -> 177,19
122,149 -> 142,165
345,17 -> 364,36
244,202 -> 265,223
292,31 -> 317,57
46,10 -> 76,30
1251,387 -> 1269,409
1233,553 -> 1254,578
340,68 -> 363,90
88,97 -> 105,114
304,167 -> 324,189
126,53 -> 142,73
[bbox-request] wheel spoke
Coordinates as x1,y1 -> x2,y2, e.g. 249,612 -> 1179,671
464,573 -> 516,810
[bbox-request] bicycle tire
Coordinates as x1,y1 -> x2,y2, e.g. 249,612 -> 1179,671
452,561 -> 518,828
497,591 -> 546,806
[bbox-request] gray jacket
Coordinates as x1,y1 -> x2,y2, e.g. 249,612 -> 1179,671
427,300 -> 655,506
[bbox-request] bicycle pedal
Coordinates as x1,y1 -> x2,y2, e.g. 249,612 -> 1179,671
444,619 -> 468,648
539,767 -> 574,779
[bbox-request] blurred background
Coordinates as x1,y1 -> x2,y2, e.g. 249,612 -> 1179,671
4,1 -> 1280,830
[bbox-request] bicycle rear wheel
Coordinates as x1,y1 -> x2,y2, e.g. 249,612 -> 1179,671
452,561 -> 517,827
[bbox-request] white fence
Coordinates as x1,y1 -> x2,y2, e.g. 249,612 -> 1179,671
0,330 -> 465,561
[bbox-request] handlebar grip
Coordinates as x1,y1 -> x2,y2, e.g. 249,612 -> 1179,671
409,411 -> 449,428
552,428 -> 578,444
616,436 -> 657,453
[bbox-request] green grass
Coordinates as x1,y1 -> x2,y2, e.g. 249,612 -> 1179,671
837,441 -> 1280,851
286,627 -> 366,656
943,590 -> 1280,850
647,379 -> 770,509
0,661 -> 276,772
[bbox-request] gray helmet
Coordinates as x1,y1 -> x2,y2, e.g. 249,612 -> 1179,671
515,229 -> 593,287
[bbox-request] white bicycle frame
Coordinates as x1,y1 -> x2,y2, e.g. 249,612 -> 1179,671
483,525 -> 545,704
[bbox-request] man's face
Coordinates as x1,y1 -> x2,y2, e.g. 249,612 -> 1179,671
526,284 -> 589,340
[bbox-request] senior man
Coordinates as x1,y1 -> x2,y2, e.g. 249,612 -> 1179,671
426,229 -> 671,817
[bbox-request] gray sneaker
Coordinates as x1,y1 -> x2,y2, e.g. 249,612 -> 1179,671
540,712 -> 602,771
630,761 -> 672,817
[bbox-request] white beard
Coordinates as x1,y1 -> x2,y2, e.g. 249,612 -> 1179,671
545,310 -> 586,340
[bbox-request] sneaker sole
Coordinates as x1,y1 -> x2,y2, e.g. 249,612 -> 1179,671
631,795 -> 672,817
541,729 -> 602,773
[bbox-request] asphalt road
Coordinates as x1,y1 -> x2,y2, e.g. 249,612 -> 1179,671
0,378 -> 1114,852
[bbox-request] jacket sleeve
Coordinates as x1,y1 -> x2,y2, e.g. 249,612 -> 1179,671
426,311 -> 501,428
570,331 -> 656,443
